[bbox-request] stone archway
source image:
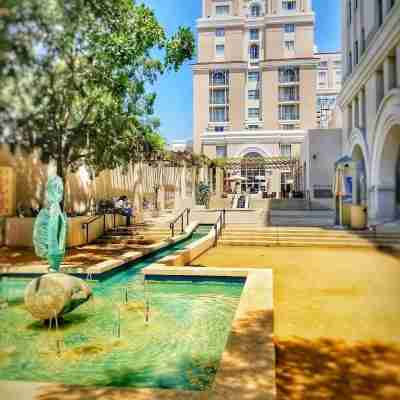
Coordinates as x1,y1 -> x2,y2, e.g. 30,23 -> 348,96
369,90 -> 400,223
371,124 -> 400,221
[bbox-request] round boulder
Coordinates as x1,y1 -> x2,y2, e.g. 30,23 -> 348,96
24,273 -> 92,321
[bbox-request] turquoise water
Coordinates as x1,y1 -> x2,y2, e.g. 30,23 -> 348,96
0,226 -> 243,390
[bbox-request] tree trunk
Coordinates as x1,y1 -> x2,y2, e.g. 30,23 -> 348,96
56,157 -> 66,211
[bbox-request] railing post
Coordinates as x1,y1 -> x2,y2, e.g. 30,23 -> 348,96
113,213 -> 116,229
187,208 -> 190,226
103,214 -> 106,235
170,222 -> 175,238
181,214 -> 184,233
86,224 -> 89,244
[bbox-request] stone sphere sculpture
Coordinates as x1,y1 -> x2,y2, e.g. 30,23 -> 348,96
24,273 -> 92,321
33,175 -> 67,273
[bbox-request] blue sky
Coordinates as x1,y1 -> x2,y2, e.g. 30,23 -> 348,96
142,0 -> 341,143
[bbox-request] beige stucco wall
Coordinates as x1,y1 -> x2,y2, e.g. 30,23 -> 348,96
230,70 -> 246,130
193,70 -> 209,153
265,26 -> 283,60
300,67 -> 317,129
295,24 -> 315,58
0,145 -> 198,216
226,28 -> 245,61
262,69 -> 279,129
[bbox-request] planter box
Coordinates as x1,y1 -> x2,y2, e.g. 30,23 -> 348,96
4,214 -> 126,248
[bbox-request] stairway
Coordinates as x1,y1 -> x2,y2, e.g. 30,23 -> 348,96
270,209 -> 335,227
268,199 -> 334,227
218,226 -> 400,249
190,209 -> 268,226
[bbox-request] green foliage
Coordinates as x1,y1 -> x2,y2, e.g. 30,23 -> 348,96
197,181 -> 211,208
0,0 -> 194,180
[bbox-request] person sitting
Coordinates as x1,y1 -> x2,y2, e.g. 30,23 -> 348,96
115,196 -> 133,225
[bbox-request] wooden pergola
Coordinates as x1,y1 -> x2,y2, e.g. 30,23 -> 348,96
222,157 -> 304,193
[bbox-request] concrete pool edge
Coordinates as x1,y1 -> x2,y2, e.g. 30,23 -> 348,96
143,265 -> 276,400
0,266 -> 275,400
0,222 -> 200,279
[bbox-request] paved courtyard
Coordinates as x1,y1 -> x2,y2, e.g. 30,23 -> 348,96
193,246 -> 400,399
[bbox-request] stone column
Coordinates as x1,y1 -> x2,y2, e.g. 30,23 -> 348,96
358,89 -> 365,129
352,98 -> 357,131
370,185 -> 397,223
215,168 -> 224,196
383,56 -> 396,95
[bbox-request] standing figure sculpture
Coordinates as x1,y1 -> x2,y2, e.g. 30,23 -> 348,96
33,175 -> 67,273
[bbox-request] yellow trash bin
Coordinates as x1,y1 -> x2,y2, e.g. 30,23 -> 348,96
350,205 -> 368,230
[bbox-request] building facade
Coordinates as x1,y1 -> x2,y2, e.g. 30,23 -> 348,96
316,52 -> 342,128
193,0 -> 342,197
338,0 -> 400,224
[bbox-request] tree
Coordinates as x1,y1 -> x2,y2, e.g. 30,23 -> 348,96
0,0 -> 195,186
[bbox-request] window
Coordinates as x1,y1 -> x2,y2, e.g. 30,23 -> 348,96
248,108 -> 260,119
211,108 -> 229,122
210,89 -> 227,104
318,71 -> 327,86
284,24 -> 295,33
377,0 -> 383,27
319,61 -> 328,68
249,44 -> 260,60
211,70 -> 228,85
216,28 -> 225,37
209,70 -> 229,123
248,71 -> 260,81
348,0 -> 352,24
216,44 -> 225,57
280,144 -> 292,158
354,41 -> 359,65
361,28 -> 366,53
248,125 -> 259,130
215,126 -> 225,132
281,124 -> 296,130
216,146 -> 227,158
279,104 -> 299,121
250,4 -> 261,17
282,0 -> 296,10
334,60 -> 342,67
248,89 -> 260,100
279,66 -> 299,83
250,29 -> 259,40
348,51 -> 353,73
216,5 -> 230,16
284,40 -> 295,52
279,86 -> 299,101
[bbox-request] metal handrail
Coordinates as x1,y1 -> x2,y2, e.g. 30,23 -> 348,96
214,209 -> 226,246
306,190 -> 312,210
170,208 -> 190,237
81,212 -> 118,244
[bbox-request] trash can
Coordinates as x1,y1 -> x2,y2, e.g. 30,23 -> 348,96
350,205 -> 368,230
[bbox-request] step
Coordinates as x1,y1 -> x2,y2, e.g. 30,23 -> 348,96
220,236 -> 400,245
218,239 -> 400,248
221,232 -> 400,240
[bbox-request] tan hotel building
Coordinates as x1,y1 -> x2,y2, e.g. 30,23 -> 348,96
193,0 -> 342,196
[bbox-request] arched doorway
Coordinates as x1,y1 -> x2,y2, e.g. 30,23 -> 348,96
351,144 -> 367,206
241,152 -> 267,193
374,124 -> 400,221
